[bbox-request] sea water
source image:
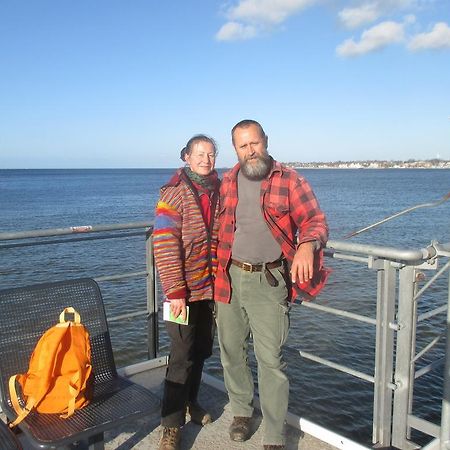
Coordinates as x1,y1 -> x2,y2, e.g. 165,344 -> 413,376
1,168 -> 449,446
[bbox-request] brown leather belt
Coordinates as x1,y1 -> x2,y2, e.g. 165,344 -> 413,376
231,258 -> 284,273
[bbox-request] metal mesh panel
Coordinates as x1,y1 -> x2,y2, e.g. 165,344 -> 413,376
0,278 -> 159,447
20,378 -> 156,444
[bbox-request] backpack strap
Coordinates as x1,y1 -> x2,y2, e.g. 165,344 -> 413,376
59,307 -> 84,418
60,370 -> 81,419
8,375 -> 37,427
56,307 -> 82,418
59,307 -> 81,324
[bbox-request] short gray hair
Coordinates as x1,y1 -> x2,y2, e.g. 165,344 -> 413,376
231,120 -> 266,146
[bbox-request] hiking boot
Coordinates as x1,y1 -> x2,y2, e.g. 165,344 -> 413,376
263,446 -> 285,449
187,402 -> 212,425
158,426 -> 181,450
229,416 -> 252,442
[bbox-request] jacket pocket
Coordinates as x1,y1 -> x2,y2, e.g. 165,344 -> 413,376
266,203 -> 291,233
266,202 -> 288,219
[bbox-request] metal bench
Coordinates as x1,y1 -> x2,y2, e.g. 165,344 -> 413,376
0,420 -> 21,450
0,278 -> 159,449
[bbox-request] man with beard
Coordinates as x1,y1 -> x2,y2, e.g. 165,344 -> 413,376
214,119 -> 329,450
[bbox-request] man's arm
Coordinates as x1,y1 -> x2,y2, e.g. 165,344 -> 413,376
289,175 -> 328,284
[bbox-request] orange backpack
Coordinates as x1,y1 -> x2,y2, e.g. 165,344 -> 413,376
8,307 -> 93,427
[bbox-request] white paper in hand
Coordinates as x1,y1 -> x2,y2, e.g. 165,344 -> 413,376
163,302 -> 189,325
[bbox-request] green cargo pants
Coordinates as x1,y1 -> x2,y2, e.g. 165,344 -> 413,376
216,263 -> 290,446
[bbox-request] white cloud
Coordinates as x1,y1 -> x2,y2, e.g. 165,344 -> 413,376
336,20 -> 405,57
216,0 -> 446,54
216,21 -> 258,41
216,0 -> 316,41
338,0 -> 417,29
228,0 -> 315,24
339,3 -> 381,29
404,14 -> 416,25
408,22 -> 450,50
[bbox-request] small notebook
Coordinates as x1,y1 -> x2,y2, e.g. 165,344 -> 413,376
163,302 -> 189,325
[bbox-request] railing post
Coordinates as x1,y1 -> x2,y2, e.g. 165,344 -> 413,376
373,259 -> 396,446
145,231 -> 159,359
392,265 -> 417,449
440,267 -> 450,450
407,274 -> 419,441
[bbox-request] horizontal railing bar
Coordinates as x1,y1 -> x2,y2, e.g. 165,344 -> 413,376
298,350 -> 375,383
421,437 -> 440,450
407,414 -> 440,438
0,221 -> 153,241
299,301 -> 377,325
413,334 -> 443,362
434,242 -> 450,254
414,357 -> 445,379
327,239 -> 431,262
324,252 -> 370,265
94,271 -> 148,282
0,231 -> 146,249
418,305 -> 448,322
0,223 -> 442,266
108,310 -> 148,323
415,260 -> 450,301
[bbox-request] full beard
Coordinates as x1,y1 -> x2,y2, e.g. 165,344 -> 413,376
239,154 -> 272,181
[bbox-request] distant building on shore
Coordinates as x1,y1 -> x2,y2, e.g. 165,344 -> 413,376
285,159 -> 450,169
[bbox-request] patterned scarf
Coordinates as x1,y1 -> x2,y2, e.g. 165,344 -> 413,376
183,167 -> 219,192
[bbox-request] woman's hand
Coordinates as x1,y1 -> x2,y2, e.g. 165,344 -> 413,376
170,298 -> 187,321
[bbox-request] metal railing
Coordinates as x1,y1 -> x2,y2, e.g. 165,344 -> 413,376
0,222 -> 159,359
320,239 -> 450,449
1,222 -> 449,449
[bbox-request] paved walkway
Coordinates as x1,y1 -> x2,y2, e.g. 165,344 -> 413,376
1,365 -> 340,449
104,366 -> 338,450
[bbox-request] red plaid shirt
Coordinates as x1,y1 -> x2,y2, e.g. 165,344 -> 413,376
214,159 -> 329,303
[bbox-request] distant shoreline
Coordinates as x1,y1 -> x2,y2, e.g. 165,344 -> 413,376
1,159 -> 450,170
284,159 -> 450,170
290,166 -> 450,169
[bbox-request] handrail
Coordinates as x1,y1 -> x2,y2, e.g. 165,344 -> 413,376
0,224 -> 439,264
0,221 -> 153,241
327,239 -> 432,261
0,231 -> 147,249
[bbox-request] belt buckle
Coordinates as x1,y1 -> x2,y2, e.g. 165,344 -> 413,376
242,262 -> 254,272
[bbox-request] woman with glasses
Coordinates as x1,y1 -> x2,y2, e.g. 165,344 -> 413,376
153,135 -> 220,450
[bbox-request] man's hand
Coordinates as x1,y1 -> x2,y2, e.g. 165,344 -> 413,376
290,241 -> 315,284
170,298 -> 187,321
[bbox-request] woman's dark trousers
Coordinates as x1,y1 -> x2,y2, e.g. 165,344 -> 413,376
160,300 -> 215,427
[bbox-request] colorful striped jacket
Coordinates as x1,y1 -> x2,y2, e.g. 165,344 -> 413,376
153,168 -> 220,302
214,159 -> 329,303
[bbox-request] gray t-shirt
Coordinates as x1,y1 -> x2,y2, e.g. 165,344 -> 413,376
231,170 -> 282,263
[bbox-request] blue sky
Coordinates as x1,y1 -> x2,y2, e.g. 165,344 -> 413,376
0,0 -> 449,168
